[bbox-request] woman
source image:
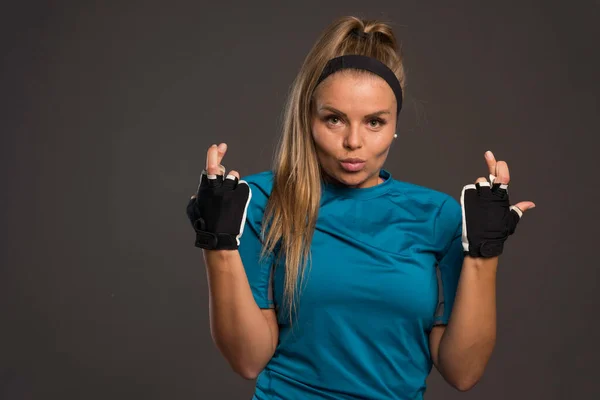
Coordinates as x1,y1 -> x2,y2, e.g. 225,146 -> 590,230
186,16 -> 534,400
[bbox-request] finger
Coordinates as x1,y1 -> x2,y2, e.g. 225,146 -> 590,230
206,144 -> 219,175
495,161 -> 510,185
485,150 -> 497,176
514,201 -> 536,212
207,143 -> 228,176
475,176 -> 492,196
216,143 -> 228,165
222,173 -> 239,190
221,170 -> 240,191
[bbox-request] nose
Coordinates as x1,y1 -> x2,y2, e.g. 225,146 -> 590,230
343,125 -> 363,150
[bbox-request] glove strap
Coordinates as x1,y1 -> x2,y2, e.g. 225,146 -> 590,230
194,231 -> 238,250
467,239 -> 505,258
192,219 -> 238,250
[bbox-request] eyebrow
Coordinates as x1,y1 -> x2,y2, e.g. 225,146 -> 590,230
318,105 -> 391,119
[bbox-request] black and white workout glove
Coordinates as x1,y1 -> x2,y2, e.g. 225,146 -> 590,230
460,174 -> 523,258
186,168 -> 252,250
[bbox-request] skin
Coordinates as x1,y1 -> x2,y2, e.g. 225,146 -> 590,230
195,72 -> 536,388
191,143 -> 278,379
310,71 -> 398,188
430,154 -> 535,390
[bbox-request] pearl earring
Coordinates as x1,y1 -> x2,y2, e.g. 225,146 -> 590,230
394,134 -> 398,138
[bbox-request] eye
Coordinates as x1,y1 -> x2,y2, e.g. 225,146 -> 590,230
325,115 -> 343,126
368,118 -> 386,128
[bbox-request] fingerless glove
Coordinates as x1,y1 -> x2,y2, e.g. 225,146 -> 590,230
186,170 -> 252,250
460,175 -> 523,258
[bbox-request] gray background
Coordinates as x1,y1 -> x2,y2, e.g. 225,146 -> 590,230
1,0 -> 598,399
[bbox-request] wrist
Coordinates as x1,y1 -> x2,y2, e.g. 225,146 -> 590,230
203,249 -> 240,264
464,255 -> 499,271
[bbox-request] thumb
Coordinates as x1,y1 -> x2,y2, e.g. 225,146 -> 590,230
514,201 -> 536,213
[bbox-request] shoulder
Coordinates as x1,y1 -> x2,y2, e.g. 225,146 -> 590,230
387,178 -> 462,236
241,170 -> 274,196
388,178 -> 459,211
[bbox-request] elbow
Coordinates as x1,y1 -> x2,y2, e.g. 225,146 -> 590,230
438,343 -> 494,392
440,362 -> 484,392
212,337 -> 265,380
221,351 -> 265,380
454,378 -> 479,392
233,365 -> 262,380
450,372 -> 483,392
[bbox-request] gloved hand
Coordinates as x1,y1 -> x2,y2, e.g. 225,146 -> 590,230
186,144 -> 251,250
460,151 -> 535,258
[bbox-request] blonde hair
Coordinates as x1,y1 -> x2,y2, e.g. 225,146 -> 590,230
261,16 -> 407,323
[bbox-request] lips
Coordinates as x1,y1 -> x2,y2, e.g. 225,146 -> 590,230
340,158 -> 366,172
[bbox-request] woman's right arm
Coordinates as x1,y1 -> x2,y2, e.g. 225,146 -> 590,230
194,143 -> 278,379
204,240 -> 279,380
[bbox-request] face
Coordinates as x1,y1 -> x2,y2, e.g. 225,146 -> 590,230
311,71 -> 397,189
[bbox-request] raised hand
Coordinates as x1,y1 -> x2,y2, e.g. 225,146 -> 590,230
460,151 -> 535,258
186,143 -> 251,250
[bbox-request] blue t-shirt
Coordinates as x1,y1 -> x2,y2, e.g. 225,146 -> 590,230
238,169 -> 464,400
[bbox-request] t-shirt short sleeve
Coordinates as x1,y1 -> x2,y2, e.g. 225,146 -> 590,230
237,175 -> 275,310
433,196 -> 465,326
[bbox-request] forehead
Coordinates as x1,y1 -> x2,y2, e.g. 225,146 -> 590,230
313,70 -> 396,111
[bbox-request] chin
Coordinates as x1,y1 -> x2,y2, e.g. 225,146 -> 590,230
331,170 -> 370,188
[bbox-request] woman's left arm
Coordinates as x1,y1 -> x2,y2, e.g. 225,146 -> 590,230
429,256 -> 499,391
430,151 -> 535,391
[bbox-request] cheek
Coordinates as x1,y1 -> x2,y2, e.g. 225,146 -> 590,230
378,145 -> 392,160
311,123 -> 338,156
370,132 -> 395,157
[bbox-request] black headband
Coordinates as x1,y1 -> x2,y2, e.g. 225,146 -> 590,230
315,54 -> 403,115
